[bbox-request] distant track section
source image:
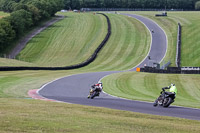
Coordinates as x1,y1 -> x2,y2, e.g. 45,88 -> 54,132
0,13 -> 111,71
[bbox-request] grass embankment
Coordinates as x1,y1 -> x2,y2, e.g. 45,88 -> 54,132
81,13 -> 150,71
174,12 -> 200,66
103,72 -> 200,108
16,12 -> 107,67
123,11 -> 200,67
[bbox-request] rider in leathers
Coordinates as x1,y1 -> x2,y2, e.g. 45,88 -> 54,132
162,83 -> 177,96
88,82 -> 103,98
154,83 -> 177,106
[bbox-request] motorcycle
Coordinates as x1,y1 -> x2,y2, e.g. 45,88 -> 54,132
87,88 -> 101,99
153,89 -> 176,107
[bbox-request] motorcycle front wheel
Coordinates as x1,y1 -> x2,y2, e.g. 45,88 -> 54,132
153,99 -> 158,106
91,91 -> 97,99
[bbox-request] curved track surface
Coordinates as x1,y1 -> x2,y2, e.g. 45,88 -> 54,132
38,14 -> 200,121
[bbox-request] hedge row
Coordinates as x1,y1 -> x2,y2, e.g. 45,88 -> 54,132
0,13 -> 111,71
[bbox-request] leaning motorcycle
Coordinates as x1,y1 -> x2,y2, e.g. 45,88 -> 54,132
153,89 -> 176,107
87,88 -> 101,99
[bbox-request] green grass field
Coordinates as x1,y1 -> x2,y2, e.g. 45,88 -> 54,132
103,72 -> 200,108
0,98 -> 200,133
0,70 -> 200,132
0,11 -> 200,132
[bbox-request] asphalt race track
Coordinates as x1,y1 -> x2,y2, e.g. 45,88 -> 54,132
38,14 -> 200,121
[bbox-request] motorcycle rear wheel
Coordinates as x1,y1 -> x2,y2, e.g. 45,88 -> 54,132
163,97 -> 172,107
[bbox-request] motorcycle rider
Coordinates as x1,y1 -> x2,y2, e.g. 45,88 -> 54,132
162,83 -> 177,96
153,83 -> 177,106
88,81 -> 103,98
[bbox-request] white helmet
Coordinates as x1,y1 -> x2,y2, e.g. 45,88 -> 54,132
171,83 -> 175,86
98,81 -> 102,84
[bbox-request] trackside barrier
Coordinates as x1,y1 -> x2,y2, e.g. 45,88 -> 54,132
181,67 -> 200,74
0,13 -> 111,71
176,23 -> 181,67
155,11 -> 167,17
140,66 -> 200,74
81,8 -> 184,12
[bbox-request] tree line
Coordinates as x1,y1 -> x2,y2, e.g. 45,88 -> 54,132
0,0 -> 64,53
63,0 -> 200,10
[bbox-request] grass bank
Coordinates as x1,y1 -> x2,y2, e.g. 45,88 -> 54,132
0,98 -> 199,133
80,13 -> 150,71
103,72 -> 200,108
16,12 -> 107,67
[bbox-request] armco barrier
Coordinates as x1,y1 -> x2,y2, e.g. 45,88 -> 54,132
181,67 -> 200,74
0,13 -> 111,71
140,66 -> 200,74
176,23 -> 181,67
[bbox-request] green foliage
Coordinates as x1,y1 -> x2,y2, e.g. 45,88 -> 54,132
8,9 -> 33,36
63,0 -> 199,10
195,1 -> 200,10
0,0 -> 17,12
0,19 -> 15,51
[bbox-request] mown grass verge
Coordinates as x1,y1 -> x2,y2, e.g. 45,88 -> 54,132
0,98 -> 200,133
103,72 -> 200,108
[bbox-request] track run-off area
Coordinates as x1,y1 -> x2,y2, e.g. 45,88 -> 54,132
34,13 -> 200,121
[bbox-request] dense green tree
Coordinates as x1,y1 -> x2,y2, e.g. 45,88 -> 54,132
0,19 -> 15,51
61,0 -> 199,10
26,4 -> 41,25
0,0 -> 64,53
7,9 -> 33,36
0,0 -> 17,12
